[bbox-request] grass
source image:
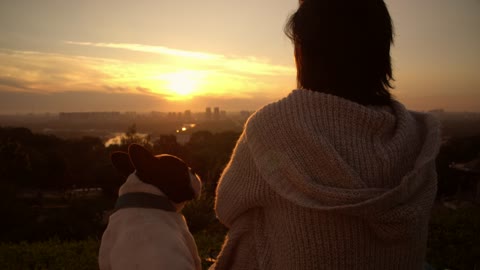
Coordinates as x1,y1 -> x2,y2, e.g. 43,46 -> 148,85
0,232 -> 225,270
0,238 -> 99,270
1,205 -> 478,270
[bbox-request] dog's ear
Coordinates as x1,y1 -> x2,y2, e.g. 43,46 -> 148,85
128,143 -> 156,174
152,154 -> 196,203
126,144 -> 197,203
189,170 -> 202,199
111,151 -> 135,177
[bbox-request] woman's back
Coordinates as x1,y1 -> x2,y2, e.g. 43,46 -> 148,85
213,90 -> 440,269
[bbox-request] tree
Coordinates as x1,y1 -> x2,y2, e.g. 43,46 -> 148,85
120,124 -> 152,150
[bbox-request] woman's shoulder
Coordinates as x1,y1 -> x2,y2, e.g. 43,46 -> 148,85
244,89 -> 303,127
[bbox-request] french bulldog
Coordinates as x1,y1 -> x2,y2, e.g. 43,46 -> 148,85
99,143 -> 202,270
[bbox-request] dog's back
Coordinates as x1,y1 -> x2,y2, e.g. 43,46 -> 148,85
99,207 -> 200,270
99,144 -> 202,270
99,174 -> 201,270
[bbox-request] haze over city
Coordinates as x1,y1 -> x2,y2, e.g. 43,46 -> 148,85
0,0 -> 479,114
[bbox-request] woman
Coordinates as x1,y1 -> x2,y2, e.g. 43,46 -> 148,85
212,0 -> 441,269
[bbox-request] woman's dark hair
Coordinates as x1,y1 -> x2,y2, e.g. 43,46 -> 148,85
285,0 -> 394,106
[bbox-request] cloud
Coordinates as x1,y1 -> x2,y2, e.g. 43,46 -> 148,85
0,76 -> 33,91
65,41 -> 221,60
0,90 -> 169,114
135,86 -> 152,94
65,41 -> 295,77
0,49 -> 117,93
0,49 -> 161,95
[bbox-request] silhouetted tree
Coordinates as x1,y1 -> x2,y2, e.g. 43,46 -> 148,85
121,124 -> 151,149
153,135 -> 183,156
436,135 -> 480,198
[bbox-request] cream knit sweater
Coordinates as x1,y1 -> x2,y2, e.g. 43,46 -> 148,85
212,89 -> 441,270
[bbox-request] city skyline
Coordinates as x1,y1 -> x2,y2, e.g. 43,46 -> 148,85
0,0 -> 479,113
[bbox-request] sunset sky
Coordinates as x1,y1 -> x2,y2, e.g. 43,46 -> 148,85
0,0 -> 479,113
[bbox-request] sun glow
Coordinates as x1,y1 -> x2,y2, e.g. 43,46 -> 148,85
159,70 -> 205,99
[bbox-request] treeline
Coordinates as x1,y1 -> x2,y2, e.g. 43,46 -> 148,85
0,125 -> 239,242
0,127 -> 110,191
2,125 -> 479,200
436,134 -> 480,199
0,125 -> 240,193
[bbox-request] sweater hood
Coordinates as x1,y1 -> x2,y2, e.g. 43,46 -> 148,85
245,89 -> 440,239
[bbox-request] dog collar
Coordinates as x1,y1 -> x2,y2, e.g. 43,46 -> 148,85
113,192 -> 176,213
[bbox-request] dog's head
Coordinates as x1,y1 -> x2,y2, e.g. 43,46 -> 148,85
111,144 -> 201,203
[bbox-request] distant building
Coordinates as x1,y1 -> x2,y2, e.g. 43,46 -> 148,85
184,110 -> 192,121
167,112 -> 177,121
213,107 -> 220,120
123,111 -> 137,121
205,107 -> 212,120
59,112 -> 121,121
150,111 -> 162,117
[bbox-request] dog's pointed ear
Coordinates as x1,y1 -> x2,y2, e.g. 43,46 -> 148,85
128,143 -> 155,174
111,151 -> 135,177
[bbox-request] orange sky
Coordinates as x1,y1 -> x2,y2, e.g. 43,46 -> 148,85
0,0 -> 478,113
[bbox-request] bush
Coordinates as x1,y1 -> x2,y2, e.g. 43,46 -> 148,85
194,230 -> 226,269
0,196 -> 114,242
182,185 -> 227,268
427,206 -> 480,270
0,238 -> 99,270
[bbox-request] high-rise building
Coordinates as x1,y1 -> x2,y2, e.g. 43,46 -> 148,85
205,107 -> 212,120
184,110 -> 192,121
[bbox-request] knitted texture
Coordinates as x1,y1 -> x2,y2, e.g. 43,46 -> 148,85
212,89 -> 441,270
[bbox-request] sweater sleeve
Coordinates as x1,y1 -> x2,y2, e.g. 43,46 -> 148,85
215,132 -> 273,227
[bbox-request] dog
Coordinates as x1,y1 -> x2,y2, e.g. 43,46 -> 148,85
99,144 -> 202,270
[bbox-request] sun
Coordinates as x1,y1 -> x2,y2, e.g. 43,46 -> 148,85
161,70 -> 204,98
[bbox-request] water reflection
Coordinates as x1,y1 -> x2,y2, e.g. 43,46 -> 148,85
104,132 -> 149,147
